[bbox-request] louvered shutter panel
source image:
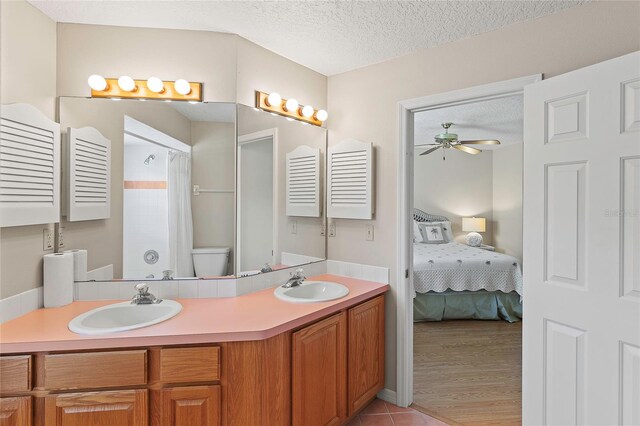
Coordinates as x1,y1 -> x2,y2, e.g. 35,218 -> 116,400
0,103 -> 60,227
286,145 -> 321,217
66,127 -> 111,221
327,138 -> 374,219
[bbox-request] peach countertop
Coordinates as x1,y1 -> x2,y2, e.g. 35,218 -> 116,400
0,274 -> 389,354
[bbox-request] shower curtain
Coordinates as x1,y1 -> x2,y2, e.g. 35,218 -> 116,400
168,151 -> 195,277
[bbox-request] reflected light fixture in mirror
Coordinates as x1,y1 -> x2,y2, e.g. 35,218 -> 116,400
255,91 -> 327,126
88,75 -> 202,102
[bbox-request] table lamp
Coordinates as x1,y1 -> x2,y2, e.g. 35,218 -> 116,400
462,217 -> 486,247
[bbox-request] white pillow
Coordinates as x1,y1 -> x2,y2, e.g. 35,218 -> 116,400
418,223 -> 446,244
413,220 -> 422,243
430,221 -> 453,242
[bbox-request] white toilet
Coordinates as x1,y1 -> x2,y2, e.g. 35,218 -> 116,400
192,247 -> 231,277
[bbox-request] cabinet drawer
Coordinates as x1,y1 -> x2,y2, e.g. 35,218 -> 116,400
0,356 -> 31,393
151,346 -> 220,384
0,396 -> 32,426
42,350 -> 147,391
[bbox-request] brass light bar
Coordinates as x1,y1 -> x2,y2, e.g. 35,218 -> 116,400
91,78 -> 202,102
255,91 -> 324,126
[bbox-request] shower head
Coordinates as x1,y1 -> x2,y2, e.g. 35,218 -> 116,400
144,154 -> 156,165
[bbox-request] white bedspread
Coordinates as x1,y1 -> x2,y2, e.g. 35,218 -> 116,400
413,242 -> 523,296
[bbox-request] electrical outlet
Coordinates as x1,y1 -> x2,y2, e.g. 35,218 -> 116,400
43,228 -> 54,250
366,224 -> 374,241
57,227 -> 65,248
320,223 -> 326,236
291,220 -> 297,235
329,222 -> 336,237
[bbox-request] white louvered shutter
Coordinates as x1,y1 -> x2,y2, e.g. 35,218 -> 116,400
66,127 -> 111,221
286,145 -> 321,217
0,103 -> 60,227
327,138 -> 374,219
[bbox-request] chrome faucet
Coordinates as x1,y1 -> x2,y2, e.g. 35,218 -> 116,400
282,268 -> 306,288
131,283 -> 163,305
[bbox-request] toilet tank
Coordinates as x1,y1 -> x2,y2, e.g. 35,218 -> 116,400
192,247 -> 230,277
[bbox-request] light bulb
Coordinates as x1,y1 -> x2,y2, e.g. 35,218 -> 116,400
266,92 -> 281,107
117,76 -> 136,92
146,77 -> 164,93
285,98 -> 298,113
301,105 -> 314,118
315,109 -> 328,122
87,75 -> 108,91
174,79 -> 191,95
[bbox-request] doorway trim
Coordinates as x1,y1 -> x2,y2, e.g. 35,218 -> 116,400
237,128 -> 279,274
395,74 -> 542,407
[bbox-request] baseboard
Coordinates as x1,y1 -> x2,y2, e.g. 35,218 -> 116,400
376,388 -> 397,405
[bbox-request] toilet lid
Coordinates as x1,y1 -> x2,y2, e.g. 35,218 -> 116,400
192,247 -> 230,254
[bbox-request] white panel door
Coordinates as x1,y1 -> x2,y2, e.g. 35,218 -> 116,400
523,51 -> 640,425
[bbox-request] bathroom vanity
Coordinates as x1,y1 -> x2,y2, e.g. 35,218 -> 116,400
0,276 -> 387,426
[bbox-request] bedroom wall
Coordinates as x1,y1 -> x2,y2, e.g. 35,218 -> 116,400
492,144 -> 523,261
0,0 -> 57,299
327,1 -> 640,392
414,149 -> 494,245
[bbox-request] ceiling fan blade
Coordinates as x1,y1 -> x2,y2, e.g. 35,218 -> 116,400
419,146 -> 442,156
459,139 -> 501,145
414,143 -> 440,147
453,144 -> 481,155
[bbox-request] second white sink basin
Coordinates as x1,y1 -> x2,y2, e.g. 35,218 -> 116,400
68,300 -> 182,335
274,281 -> 349,303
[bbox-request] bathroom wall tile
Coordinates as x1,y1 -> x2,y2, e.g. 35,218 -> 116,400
36,286 -> 44,308
236,276 -> 254,296
218,280 -> 237,297
346,262 -> 363,279
21,288 -> 40,314
146,282 -> 162,299
179,280 -> 198,298
99,282 -> 123,300
373,267 -> 390,284
159,281 -> 179,299
197,280 -> 218,298
0,293 -> 22,323
254,273 -> 273,290
77,282 -> 99,300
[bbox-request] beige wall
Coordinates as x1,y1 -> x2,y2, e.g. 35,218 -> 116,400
191,121 -> 236,254
493,144 -> 523,261
327,1 -> 640,391
59,98 -> 191,277
414,150 -> 494,245
0,1 -> 57,298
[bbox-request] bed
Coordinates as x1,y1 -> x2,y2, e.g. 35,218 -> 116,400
412,209 -> 523,322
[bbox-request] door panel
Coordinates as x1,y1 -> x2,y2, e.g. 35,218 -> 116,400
0,397 -> 31,426
154,386 -> 220,426
523,51 -> 640,425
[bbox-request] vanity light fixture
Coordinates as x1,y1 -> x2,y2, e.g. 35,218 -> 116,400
117,76 -> 137,92
88,76 -> 202,102
255,91 -> 327,126
146,77 -> 164,93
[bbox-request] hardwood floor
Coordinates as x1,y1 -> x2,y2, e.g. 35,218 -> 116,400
412,320 -> 522,426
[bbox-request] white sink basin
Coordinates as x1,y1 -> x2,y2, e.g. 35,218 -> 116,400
68,300 -> 182,335
274,281 -> 349,303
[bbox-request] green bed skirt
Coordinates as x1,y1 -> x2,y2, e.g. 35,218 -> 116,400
413,290 -> 522,323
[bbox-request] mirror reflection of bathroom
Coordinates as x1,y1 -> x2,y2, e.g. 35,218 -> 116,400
59,98 -> 237,281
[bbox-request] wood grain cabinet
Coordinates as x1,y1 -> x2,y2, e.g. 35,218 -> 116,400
292,312 -> 347,426
347,295 -> 385,415
151,386 -> 220,426
43,389 -> 148,426
0,396 -> 32,426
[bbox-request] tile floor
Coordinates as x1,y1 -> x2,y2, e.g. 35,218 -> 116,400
345,398 -> 449,426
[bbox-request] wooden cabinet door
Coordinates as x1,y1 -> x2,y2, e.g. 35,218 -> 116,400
152,385 -> 220,426
292,312 -> 346,426
348,295 -> 385,415
44,389 -> 147,426
0,396 -> 31,426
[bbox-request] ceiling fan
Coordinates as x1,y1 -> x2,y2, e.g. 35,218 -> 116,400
416,122 -> 500,158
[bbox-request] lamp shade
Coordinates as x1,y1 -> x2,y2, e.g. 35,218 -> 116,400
462,217 -> 486,233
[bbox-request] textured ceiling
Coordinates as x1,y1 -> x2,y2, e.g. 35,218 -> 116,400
30,0 -> 586,76
414,95 -> 523,151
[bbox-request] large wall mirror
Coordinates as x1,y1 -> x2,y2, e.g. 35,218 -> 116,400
58,98 -> 326,281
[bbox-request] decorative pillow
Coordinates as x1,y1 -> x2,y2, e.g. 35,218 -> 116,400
429,221 -> 453,242
418,223 -> 446,244
413,220 -> 422,242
